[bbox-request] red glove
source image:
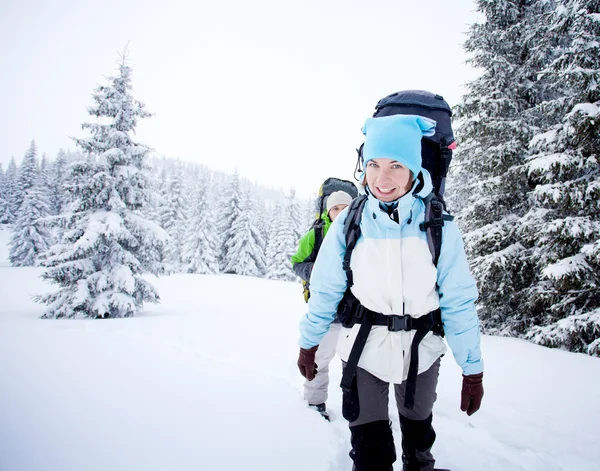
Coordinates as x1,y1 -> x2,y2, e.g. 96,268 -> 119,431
297,346 -> 318,381
461,372 -> 484,416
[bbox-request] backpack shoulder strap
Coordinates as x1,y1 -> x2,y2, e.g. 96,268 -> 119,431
312,220 -> 325,261
418,192 -> 454,267
342,194 -> 368,287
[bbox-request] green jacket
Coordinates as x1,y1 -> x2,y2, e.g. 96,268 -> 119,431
291,212 -> 332,282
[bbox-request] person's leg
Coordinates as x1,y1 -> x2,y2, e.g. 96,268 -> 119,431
394,358 -> 441,471
303,323 -> 341,407
345,365 -> 396,471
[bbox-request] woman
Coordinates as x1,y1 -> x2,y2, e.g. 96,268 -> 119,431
297,114 -> 484,471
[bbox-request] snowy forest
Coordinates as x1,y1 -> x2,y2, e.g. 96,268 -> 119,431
1,0 -> 598,357
0,59 -> 312,320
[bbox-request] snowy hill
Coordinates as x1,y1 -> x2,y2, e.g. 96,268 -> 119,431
0,225 -> 599,471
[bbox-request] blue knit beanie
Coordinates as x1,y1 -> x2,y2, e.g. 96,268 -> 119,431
361,114 -> 436,179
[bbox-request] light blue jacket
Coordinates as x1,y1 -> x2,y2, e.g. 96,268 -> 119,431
299,171 -> 483,380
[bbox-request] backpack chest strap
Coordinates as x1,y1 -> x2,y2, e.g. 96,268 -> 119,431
338,290 -> 443,410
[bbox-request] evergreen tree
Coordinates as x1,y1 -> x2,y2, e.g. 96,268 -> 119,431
302,197 -> 316,232
159,165 -> 189,271
38,153 -> 53,211
254,196 -> 269,247
0,164 -> 11,224
49,149 -> 68,216
264,201 -> 282,277
220,170 -> 243,273
9,172 -> 51,266
5,157 -> 19,223
37,55 -> 166,319
265,191 -> 301,281
140,162 -> 162,224
451,0 -> 551,333
221,188 -> 266,276
182,174 -> 220,274
287,188 -> 304,244
521,0 -> 600,355
15,140 -> 39,216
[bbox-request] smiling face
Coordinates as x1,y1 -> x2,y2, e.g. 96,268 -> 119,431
365,158 -> 413,202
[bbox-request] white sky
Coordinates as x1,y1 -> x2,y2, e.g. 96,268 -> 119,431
0,0 -> 482,198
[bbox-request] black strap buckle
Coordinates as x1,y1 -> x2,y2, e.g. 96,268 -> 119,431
387,315 -> 412,332
429,201 -> 445,228
355,305 -> 365,321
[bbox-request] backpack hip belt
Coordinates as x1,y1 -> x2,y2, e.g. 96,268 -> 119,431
338,289 -> 443,410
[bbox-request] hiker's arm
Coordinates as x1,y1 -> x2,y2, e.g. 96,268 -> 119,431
291,230 -> 315,282
299,215 -> 348,349
436,221 -> 483,376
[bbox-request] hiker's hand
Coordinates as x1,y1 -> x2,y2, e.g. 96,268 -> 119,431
297,345 -> 318,381
460,372 -> 483,416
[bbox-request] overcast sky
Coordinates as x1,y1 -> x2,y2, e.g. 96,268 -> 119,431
1,0 -> 482,198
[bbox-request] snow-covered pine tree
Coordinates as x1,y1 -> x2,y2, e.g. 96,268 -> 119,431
302,196 -> 316,233
220,170 -> 243,273
4,157 -> 19,223
159,164 -> 189,271
253,196 -> 269,247
264,201 -> 282,277
221,188 -> 266,277
140,160 -> 162,223
0,164 -> 11,224
521,0 -> 600,355
37,55 -> 166,319
182,174 -> 220,274
38,153 -> 53,211
150,166 -> 168,225
288,188 -> 304,244
451,0 -> 552,333
9,171 -> 51,266
14,140 -> 39,216
49,149 -> 68,216
265,190 -> 301,281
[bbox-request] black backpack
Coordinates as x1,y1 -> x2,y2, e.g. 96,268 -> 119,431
347,90 -> 456,272
313,177 -> 359,254
301,177 -> 358,302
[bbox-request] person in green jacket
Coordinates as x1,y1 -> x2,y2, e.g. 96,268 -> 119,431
291,190 -> 353,420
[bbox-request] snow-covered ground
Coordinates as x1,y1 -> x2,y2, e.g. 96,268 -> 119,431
1,225 -> 599,471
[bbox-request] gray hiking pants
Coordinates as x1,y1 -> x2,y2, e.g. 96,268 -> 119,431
346,358 -> 441,471
303,322 -> 342,405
